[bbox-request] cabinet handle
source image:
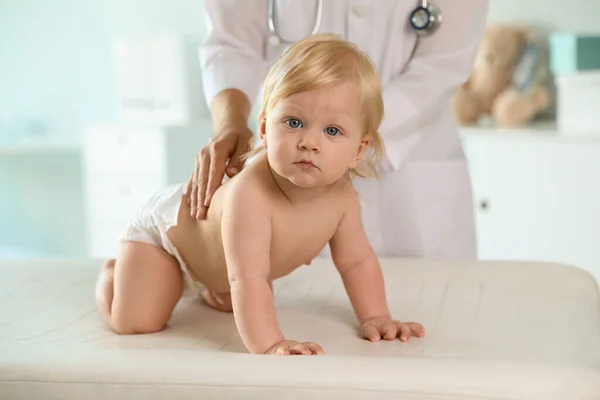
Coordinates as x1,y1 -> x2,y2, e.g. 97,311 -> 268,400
479,199 -> 490,211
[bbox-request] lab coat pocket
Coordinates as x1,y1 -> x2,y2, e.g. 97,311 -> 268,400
405,159 -> 477,259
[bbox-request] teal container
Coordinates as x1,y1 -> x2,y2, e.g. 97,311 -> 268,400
550,32 -> 600,75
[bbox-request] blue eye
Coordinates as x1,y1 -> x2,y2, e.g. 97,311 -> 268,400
325,126 -> 339,136
285,118 -> 303,128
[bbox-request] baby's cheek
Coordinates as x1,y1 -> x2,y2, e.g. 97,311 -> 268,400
268,145 -> 295,178
332,152 -> 355,172
267,143 -> 285,165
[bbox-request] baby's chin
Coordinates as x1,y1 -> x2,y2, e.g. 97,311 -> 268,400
284,172 -> 340,188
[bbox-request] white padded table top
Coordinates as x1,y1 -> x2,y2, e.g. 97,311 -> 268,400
0,257 -> 599,399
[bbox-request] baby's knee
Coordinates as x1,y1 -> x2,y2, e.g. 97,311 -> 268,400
110,311 -> 166,335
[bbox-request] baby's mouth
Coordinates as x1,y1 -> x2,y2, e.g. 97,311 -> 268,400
294,160 -> 318,169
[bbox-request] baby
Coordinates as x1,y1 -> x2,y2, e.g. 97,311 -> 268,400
95,34 -> 425,355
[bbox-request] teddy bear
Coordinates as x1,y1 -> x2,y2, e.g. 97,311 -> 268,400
451,24 -> 552,127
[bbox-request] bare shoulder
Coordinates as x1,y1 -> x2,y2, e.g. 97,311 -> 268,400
223,157 -> 273,213
332,177 -> 361,216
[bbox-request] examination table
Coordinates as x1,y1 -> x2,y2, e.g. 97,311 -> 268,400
1,257 -> 599,399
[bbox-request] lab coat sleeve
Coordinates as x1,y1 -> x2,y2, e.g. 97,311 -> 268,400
379,0 -> 489,169
200,0 -> 269,108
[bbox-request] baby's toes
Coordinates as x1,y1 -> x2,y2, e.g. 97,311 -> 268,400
102,259 -> 116,270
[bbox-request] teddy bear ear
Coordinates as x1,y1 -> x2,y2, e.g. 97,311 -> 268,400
517,27 -> 534,43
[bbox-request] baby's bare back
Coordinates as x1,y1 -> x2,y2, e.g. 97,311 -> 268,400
167,158 -> 346,294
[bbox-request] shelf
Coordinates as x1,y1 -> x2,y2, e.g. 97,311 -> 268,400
0,138 -> 81,155
458,118 -> 600,143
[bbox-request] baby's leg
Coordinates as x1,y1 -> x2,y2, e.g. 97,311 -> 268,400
95,241 -> 184,334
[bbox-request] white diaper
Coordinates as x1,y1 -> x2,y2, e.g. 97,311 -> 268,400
119,183 -> 202,291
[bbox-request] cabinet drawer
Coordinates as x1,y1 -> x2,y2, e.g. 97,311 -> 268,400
83,126 -> 166,177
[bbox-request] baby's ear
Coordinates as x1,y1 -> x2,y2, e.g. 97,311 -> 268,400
258,114 -> 267,145
358,134 -> 370,158
350,134 -> 370,168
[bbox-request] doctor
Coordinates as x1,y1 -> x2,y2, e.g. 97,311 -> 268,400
190,0 -> 489,259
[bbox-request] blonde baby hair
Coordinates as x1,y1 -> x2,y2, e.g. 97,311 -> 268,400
247,33 -> 385,179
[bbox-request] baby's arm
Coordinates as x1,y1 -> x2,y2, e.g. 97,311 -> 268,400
329,191 -> 390,323
221,183 -> 283,354
329,190 -> 425,342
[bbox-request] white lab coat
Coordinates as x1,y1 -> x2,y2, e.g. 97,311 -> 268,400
200,0 -> 490,259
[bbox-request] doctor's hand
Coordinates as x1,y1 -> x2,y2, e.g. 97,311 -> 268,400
188,119 -> 254,219
360,317 -> 426,343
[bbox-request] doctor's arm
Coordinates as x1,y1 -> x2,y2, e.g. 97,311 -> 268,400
190,0 -> 269,219
330,191 -> 425,342
379,0 -> 489,168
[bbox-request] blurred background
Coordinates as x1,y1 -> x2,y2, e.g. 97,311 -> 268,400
1,0 -> 599,281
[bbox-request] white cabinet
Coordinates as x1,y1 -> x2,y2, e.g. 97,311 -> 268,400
82,121 -> 212,258
461,123 -> 600,282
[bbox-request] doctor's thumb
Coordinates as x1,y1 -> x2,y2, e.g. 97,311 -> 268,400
226,143 -> 247,177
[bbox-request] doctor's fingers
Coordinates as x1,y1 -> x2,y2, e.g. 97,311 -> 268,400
226,134 -> 253,177
204,142 -> 229,208
191,150 -> 210,219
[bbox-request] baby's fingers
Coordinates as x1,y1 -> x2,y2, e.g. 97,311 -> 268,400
361,324 -> 381,342
398,324 -> 412,342
408,322 -> 426,338
306,342 -> 324,355
395,321 -> 426,341
381,322 -> 398,340
275,347 -> 290,356
289,342 -> 314,355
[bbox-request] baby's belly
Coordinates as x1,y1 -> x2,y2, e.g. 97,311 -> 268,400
172,227 -> 326,293
179,234 -> 230,292
170,193 -> 334,293
166,196 -> 231,293
268,240 -> 331,280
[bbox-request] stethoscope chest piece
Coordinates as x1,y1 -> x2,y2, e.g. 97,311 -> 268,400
268,34 -> 282,47
409,0 -> 442,36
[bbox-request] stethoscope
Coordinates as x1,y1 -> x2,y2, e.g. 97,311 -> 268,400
409,0 -> 443,35
267,0 -> 442,47
268,0 -> 323,46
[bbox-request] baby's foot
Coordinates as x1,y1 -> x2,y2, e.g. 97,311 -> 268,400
199,289 -> 233,313
103,258 -> 116,270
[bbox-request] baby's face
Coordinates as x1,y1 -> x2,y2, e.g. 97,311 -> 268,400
261,83 -> 368,188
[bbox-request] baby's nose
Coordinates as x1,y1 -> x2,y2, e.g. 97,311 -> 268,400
299,129 -> 320,151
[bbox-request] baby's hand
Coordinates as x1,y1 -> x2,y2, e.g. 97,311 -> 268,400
360,317 -> 426,342
264,340 -> 324,356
